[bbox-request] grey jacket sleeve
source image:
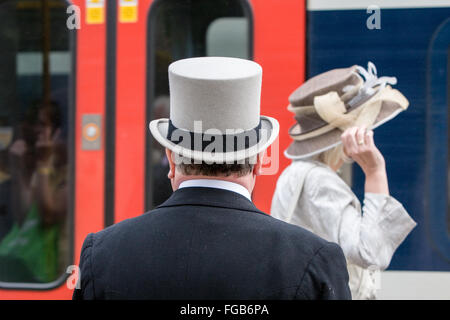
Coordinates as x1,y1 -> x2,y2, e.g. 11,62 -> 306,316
72,233 -> 95,300
296,242 -> 352,300
273,161 -> 416,270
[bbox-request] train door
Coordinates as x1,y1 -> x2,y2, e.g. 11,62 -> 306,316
0,0 -> 119,299
381,13 -> 450,300
144,0 -> 306,213
0,0 -> 76,298
426,16 -> 450,264
145,0 -> 254,210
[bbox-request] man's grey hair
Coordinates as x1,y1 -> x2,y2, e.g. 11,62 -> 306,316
173,154 -> 255,177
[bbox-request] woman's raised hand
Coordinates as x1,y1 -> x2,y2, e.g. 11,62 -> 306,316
341,127 -> 389,195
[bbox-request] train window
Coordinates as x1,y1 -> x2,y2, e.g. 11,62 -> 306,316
0,0 -> 73,287
427,18 -> 450,263
206,17 -> 249,59
145,0 -> 253,209
448,45 -> 450,237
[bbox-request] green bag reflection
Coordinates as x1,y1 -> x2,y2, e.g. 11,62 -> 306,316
0,203 -> 59,283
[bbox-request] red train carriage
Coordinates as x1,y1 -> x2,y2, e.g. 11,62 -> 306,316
0,0 -> 305,299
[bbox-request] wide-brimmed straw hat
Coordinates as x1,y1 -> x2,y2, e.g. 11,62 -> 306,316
149,57 -> 279,163
285,62 -> 409,159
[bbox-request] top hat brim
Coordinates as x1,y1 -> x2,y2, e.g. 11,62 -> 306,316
149,116 -> 279,163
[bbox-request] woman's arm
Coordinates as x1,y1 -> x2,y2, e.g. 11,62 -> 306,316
335,127 -> 415,269
32,128 -> 67,226
33,166 -> 67,226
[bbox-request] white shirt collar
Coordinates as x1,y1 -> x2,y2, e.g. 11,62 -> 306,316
178,179 -> 252,201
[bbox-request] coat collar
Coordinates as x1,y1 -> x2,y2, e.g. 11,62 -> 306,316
178,179 -> 252,201
156,187 -> 267,216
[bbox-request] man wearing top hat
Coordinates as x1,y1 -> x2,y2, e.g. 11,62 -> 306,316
73,57 -> 351,300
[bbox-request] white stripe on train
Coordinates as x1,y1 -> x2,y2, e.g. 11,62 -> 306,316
308,0 -> 450,11
379,271 -> 450,300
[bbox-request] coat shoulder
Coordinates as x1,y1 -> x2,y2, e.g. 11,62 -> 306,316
90,210 -> 157,247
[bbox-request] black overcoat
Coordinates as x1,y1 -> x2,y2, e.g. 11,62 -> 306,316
73,187 -> 351,300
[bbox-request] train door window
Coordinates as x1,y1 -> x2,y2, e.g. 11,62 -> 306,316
448,45 -> 450,236
206,17 -> 249,59
146,0 -> 253,209
427,17 -> 450,263
0,0 -> 73,287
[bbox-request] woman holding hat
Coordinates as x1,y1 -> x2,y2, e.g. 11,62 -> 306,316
271,63 -> 417,300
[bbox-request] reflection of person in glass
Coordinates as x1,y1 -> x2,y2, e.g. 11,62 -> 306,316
0,101 -> 67,283
271,63 -> 417,300
0,126 -> 13,240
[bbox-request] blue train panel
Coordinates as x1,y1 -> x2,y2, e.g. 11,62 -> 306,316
307,7 -> 450,271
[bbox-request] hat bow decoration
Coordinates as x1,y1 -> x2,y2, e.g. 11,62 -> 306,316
284,62 -> 409,159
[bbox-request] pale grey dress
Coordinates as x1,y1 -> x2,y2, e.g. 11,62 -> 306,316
271,160 -> 417,299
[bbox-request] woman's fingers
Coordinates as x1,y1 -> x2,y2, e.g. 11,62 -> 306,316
355,126 -> 367,148
341,127 -> 386,175
341,128 -> 351,156
341,127 -> 356,156
341,127 -> 373,166
364,129 -> 374,147
342,127 -> 372,152
342,126 -> 363,157
350,128 -> 366,165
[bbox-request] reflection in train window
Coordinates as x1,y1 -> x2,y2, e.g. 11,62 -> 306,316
146,0 -> 253,209
0,0 -> 72,286
206,17 -> 249,58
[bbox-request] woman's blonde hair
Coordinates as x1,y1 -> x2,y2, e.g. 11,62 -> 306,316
313,144 -> 346,169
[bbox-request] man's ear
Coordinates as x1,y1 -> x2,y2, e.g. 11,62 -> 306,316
165,148 -> 175,179
252,151 -> 265,176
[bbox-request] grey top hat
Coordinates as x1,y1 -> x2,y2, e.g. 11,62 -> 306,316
285,62 -> 409,159
149,57 -> 279,163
